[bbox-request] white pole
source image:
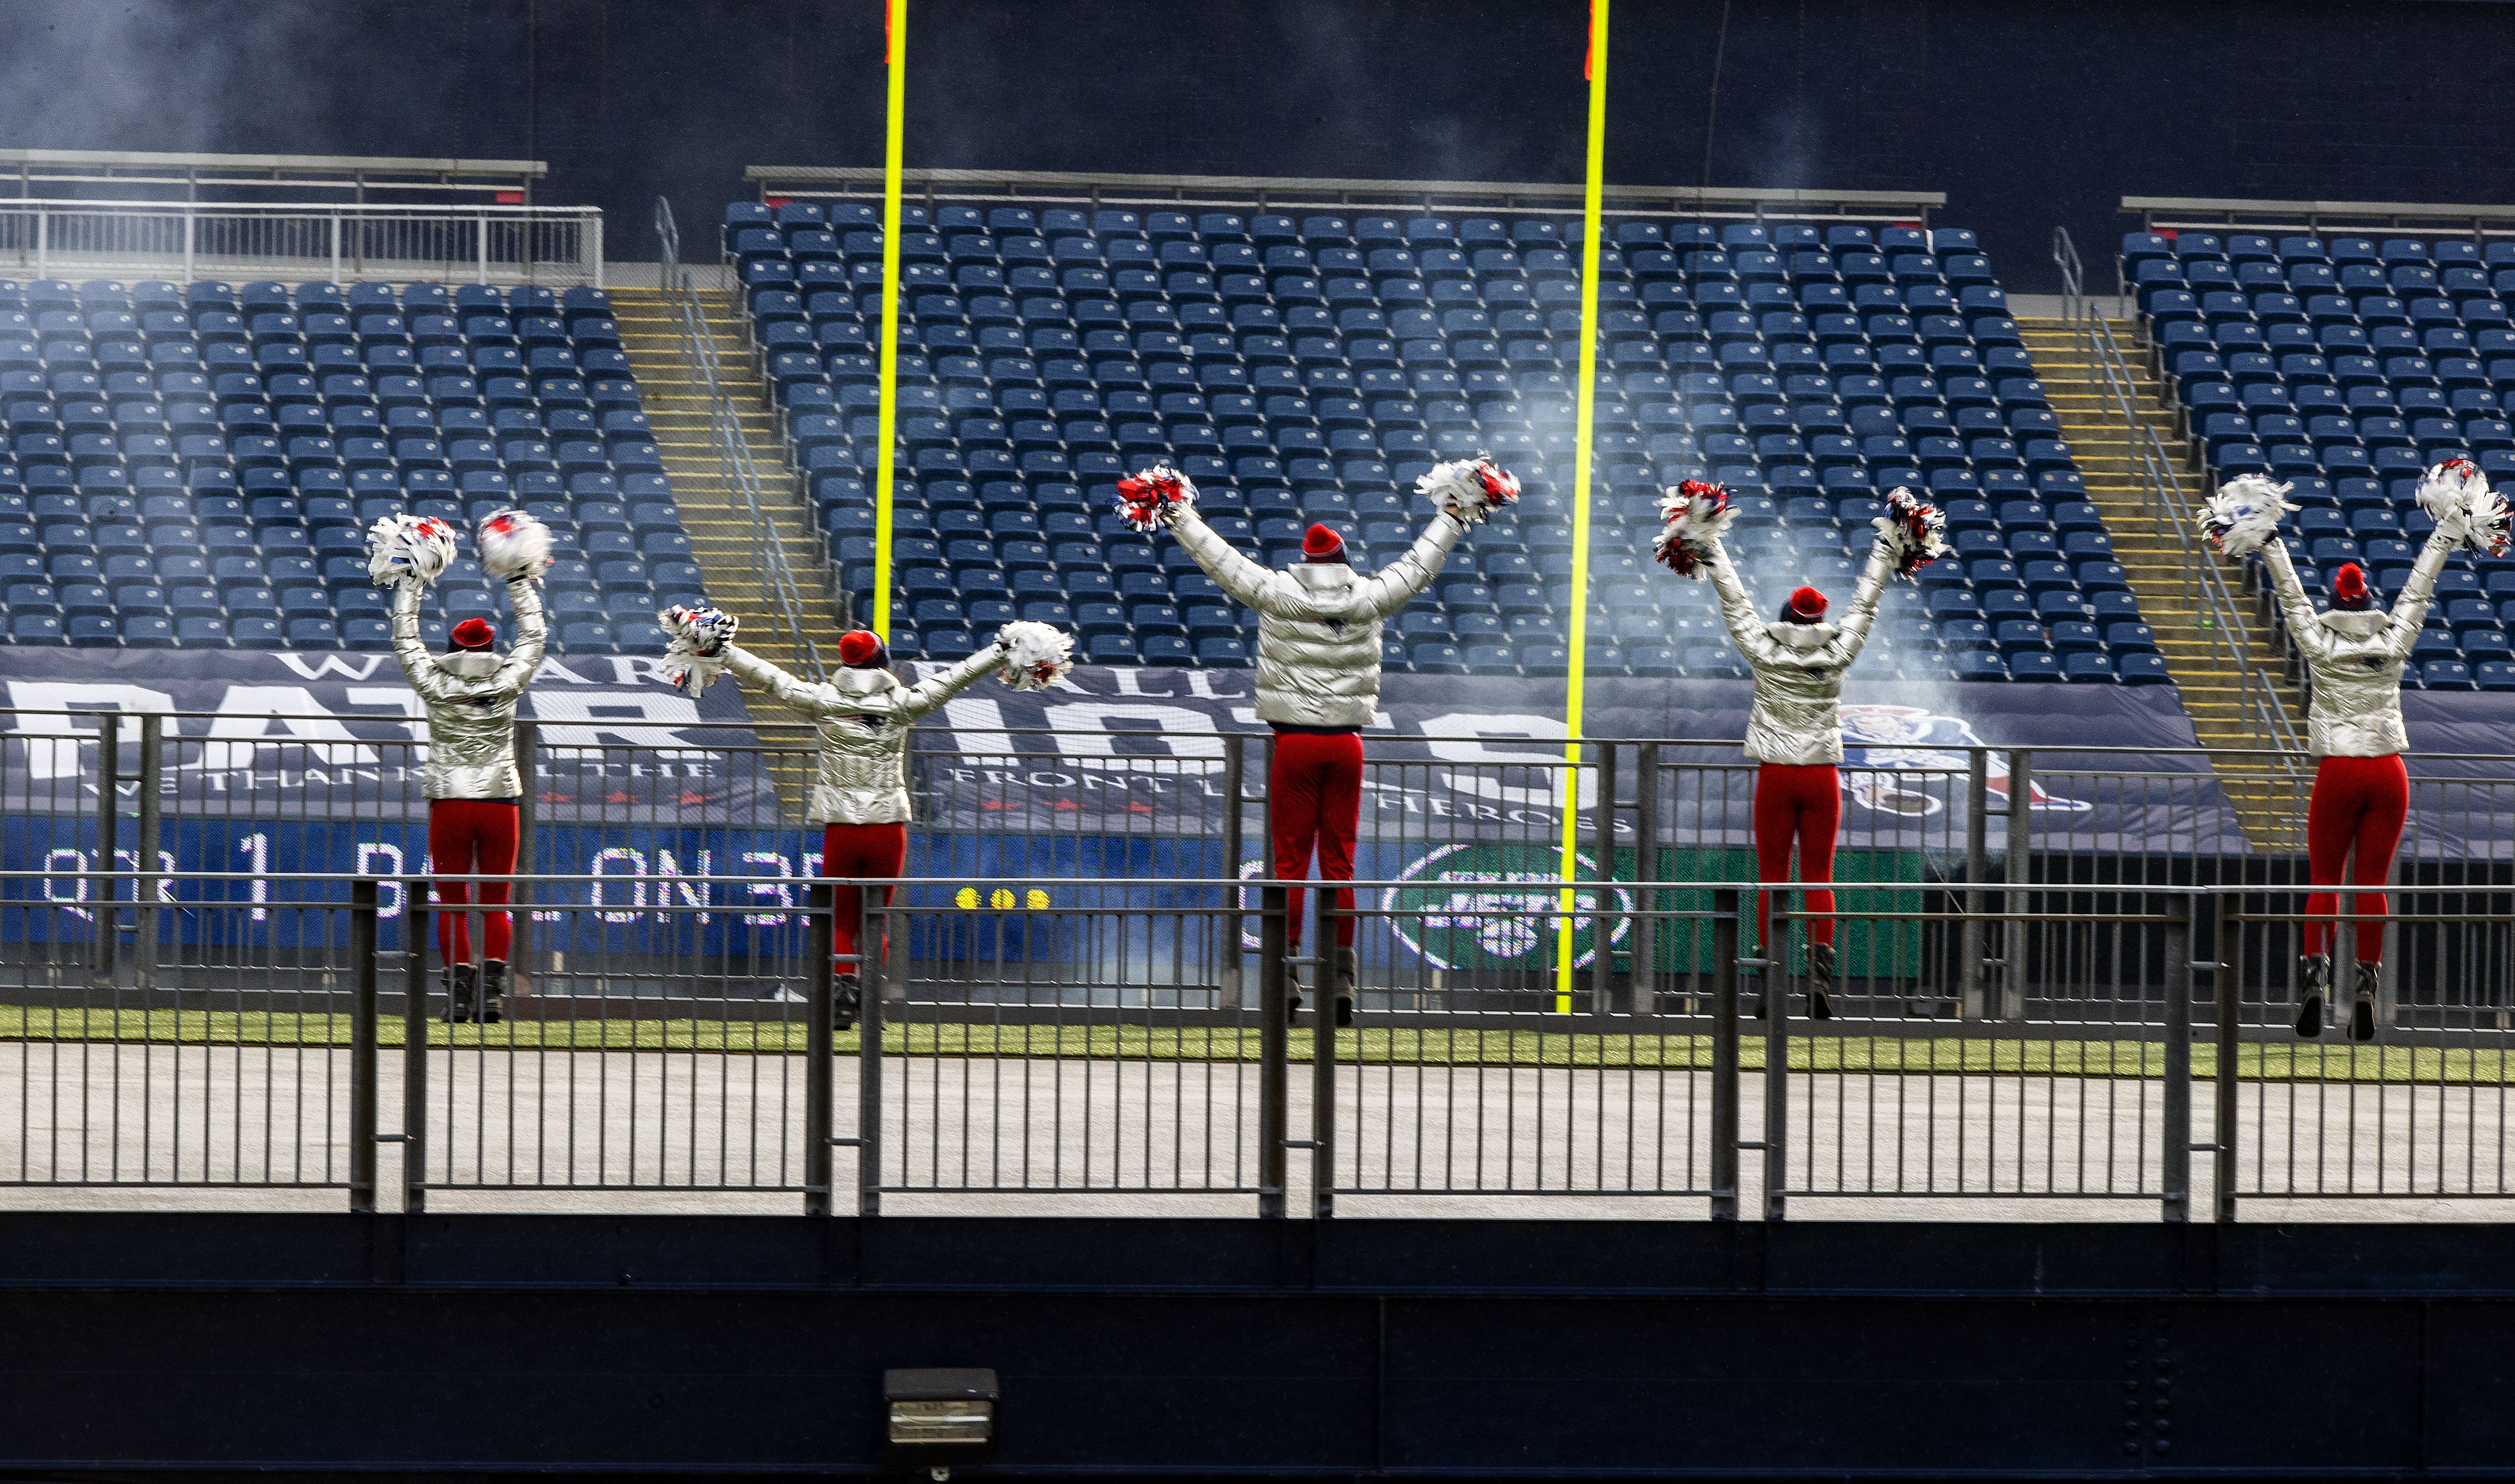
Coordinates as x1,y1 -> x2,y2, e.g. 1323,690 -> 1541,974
477,207 -> 489,284
183,205 -> 194,281
330,210 -> 341,285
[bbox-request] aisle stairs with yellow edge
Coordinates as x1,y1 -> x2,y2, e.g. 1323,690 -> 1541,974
2015,312 -> 2310,852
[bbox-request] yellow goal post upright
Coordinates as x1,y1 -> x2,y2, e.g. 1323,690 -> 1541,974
870,0 -> 911,642
1555,0 -> 1610,1011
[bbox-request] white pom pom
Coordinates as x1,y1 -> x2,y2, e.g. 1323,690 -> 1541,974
657,604 -> 738,694
1652,480 -> 1737,580
474,507 -> 553,582
995,620 -> 1073,691
2195,474 -> 2294,557
1872,486 -> 1949,580
1415,455 -> 1520,524
1114,464 -> 1196,532
2415,457 -> 2510,555
365,513 -> 457,588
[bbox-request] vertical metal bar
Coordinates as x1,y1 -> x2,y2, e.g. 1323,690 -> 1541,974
1632,742 -> 1658,1013
1220,733 -> 1244,1010
477,206 -> 490,284
1710,886 -> 1740,1220
133,715 -> 162,995
1310,885 -> 1335,1219
1590,741 -> 1616,1015
348,880 -> 379,1214
1961,750 -> 1988,1016
1764,906 -> 1790,1221
2161,897 -> 2193,1224
2003,749 -> 2031,1019
804,881 -> 834,1217
329,209 -> 342,285
2214,892 -> 2241,1224
856,883 -> 883,1216
1258,882 -> 1288,1219
92,712 -> 120,982
403,900 -> 429,1213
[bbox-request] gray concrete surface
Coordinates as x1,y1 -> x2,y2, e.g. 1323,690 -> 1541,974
3,1041 -> 2511,1221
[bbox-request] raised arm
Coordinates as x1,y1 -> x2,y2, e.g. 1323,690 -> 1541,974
388,580 -> 465,705
1169,507 -> 1309,618
2380,523 -> 2459,659
490,578 -> 547,696
1820,541 -> 1897,667
1703,539 -> 1787,667
1360,511 -> 1468,618
722,643 -> 841,717
2257,541 -> 2337,662
895,642 -> 1009,723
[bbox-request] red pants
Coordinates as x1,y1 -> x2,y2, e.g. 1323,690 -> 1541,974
2304,753 -> 2409,964
428,799 -> 518,965
1754,764 -> 1841,954
1271,730 -> 1364,947
822,822 -> 908,967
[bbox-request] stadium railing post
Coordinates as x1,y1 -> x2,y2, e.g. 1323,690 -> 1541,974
1632,743 -> 1660,1014
348,879 -> 379,1214
402,900 -> 430,1214
1257,883 -> 1288,1219
1961,750 -> 1989,1017
511,719 -> 536,978
804,880 -> 835,1218
134,714 -> 162,997
2212,891 -> 2242,1224
1220,733 -> 1244,1011
1710,887 -> 1740,1221
1310,884 -> 1335,1220
857,883 -> 884,1218
2003,749 -> 2032,1020
90,712 -> 119,984
2161,896 -> 2194,1224
1590,741 -> 1617,1015
1764,905 -> 1791,1222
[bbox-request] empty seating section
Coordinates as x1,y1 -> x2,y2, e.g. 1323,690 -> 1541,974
0,277 -> 703,653
735,200 -> 2149,682
2129,229 -> 2515,691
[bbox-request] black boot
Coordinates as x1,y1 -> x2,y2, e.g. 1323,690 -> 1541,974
2293,954 -> 2330,1039
445,963 -> 478,1024
478,959 -> 507,1025
2350,961 -> 2380,1042
1807,941 -> 1836,1022
833,974 -> 861,1033
1331,947 -> 1356,1028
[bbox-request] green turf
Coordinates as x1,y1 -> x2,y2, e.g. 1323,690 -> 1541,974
1,1005 -> 2507,1085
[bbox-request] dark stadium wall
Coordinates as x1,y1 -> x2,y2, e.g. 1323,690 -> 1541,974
0,0 -> 2508,290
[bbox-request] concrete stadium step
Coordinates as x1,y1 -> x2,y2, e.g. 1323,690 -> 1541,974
2017,315 -> 2308,852
608,287 -> 847,688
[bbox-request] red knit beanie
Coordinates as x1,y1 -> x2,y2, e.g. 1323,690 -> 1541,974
1784,586 -> 1827,623
448,616 -> 495,651
1301,523 -> 1345,563
2331,562 -> 2371,611
837,629 -> 889,667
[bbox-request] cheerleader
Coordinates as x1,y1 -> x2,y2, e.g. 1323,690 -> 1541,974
1659,482 -> 1946,1018
2200,461 -> 2503,1039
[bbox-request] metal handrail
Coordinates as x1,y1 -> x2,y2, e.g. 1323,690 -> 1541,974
2052,226 -> 2305,763
655,196 -> 824,682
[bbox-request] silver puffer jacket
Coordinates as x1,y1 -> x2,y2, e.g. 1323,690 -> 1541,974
1705,536 -> 1892,766
1170,506 -> 1465,728
390,578 -> 547,799
2261,531 -> 2452,757
723,642 -> 1003,824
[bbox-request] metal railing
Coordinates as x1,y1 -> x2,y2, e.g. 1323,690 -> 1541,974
7,867 -> 2511,1219
0,198 -> 602,286
744,166 -> 1946,225
2122,194 -> 2515,242
655,197 -> 825,682
2053,226 -> 2307,767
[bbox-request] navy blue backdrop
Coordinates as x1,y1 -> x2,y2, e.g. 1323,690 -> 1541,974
0,0 -> 2509,291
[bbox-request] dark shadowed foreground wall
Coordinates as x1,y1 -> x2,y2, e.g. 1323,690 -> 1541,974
0,0 -> 2509,288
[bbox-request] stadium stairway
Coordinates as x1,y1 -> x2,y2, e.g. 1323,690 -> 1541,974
610,286 -> 847,678
2020,312 -> 2309,849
